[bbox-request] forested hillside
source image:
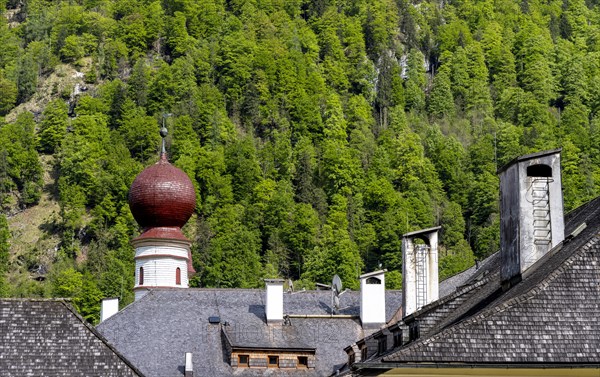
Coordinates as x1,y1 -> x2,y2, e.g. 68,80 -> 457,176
1,0 -> 600,323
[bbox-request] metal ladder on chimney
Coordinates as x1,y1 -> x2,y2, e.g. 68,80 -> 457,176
415,244 -> 428,310
532,178 -> 552,246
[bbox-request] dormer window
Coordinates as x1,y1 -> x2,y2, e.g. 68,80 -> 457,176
298,356 -> 308,368
348,353 -> 355,365
377,337 -> 387,355
268,355 -> 279,368
361,346 -> 368,361
409,321 -> 420,341
393,329 -> 402,347
230,351 -> 314,369
238,355 -> 249,367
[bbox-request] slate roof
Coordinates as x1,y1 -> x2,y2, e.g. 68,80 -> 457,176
97,288 -> 403,377
353,195 -> 600,371
0,299 -> 144,377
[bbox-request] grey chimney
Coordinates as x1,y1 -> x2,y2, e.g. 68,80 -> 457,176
498,149 -> 564,285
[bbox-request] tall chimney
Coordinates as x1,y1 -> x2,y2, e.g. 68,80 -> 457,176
100,297 -> 119,323
498,149 -> 564,286
265,279 -> 284,323
359,270 -> 387,327
402,227 -> 440,317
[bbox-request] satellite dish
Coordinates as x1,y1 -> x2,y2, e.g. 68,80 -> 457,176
331,275 -> 343,313
332,275 -> 342,294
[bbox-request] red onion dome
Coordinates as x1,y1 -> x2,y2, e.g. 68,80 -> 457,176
129,153 -> 196,230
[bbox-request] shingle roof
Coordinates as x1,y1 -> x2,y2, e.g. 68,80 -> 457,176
361,195 -> 600,368
0,299 -> 144,377
97,288 -> 403,377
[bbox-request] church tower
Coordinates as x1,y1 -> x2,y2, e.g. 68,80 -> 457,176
128,128 -> 196,301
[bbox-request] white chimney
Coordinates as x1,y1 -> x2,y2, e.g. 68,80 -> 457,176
100,297 -> 119,323
359,270 -> 387,327
498,149 -> 564,285
402,227 -> 440,317
265,279 -> 284,323
185,353 -> 193,377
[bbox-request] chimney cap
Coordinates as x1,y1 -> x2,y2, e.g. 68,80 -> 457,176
359,270 -> 387,280
402,226 -> 441,238
264,278 -> 285,284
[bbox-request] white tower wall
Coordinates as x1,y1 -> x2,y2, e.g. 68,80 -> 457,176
133,239 -> 191,301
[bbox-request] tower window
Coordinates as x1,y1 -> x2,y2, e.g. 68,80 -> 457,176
139,267 -> 144,285
176,267 -> 181,285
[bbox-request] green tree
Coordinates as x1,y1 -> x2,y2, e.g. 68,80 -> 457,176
428,60 -> 455,118
60,35 -> 84,62
0,73 -> 16,115
302,194 -> 363,290
16,53 -> 38,103
201,204 -> 263,288
404,49 -> 426,112
118,102 -> 160,162
39,99 -> 68,154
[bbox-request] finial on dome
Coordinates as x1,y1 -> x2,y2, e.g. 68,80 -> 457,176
160,113 -> 172,160
160,126 -> 168,159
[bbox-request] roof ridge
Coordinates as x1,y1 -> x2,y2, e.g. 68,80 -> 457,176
384,233 -> 600,362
